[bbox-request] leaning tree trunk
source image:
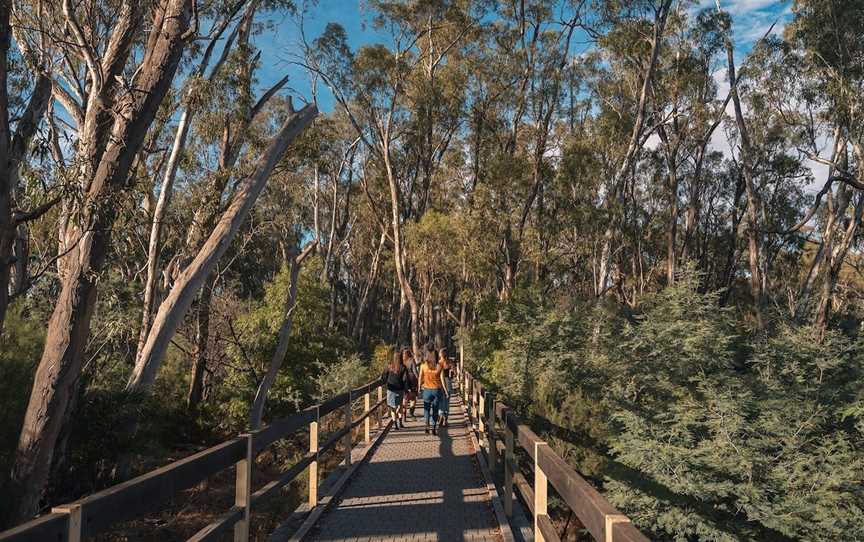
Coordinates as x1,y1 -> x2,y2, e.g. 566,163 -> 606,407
127,102 -> 317,391
11,0 -> 191,522
249,241 -> 316,429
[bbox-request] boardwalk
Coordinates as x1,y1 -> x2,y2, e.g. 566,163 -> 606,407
308,396 -> 503,542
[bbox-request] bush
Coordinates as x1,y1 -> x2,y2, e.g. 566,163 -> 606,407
0,303 -> 45,519
470,272 -> 864,541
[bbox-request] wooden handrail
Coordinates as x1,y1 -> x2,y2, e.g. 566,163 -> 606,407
0,378 -> 387,542
458,367 -> 650,542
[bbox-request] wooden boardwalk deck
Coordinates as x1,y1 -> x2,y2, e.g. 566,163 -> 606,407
306,396 -> 503,542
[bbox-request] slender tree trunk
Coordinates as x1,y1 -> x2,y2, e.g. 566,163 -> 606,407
657,125 -> 680,285
0,54 -> 50,332
250,241 -> 316,429
10,224 -> 28,295
352,231 -> 386,338
383,149 -> 421,358
136,109 -> 191,361
719,0 -> 764,327
328,256 -> 340,328
187,272 -> 216,412
815,191 -> 863,331
0,0 -> 12,334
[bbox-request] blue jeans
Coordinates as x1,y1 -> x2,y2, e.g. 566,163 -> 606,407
386,390 -> 404,408
440,379 -> 451,417
422,388 -> 443,426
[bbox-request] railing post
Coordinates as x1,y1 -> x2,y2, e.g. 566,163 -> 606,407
309,408 -> 319,508
52,503 -> 82,542
344,391 -> 353,466
487,393 -> 497,474
464,373 -> 470,403
472,385 -> 479,426
234,433 -> 253,542
534,442 -> 549,542
479,391 -> 486,437
504,418 -> 514,518
377,385 -> 383,429
364,389 -> 371,445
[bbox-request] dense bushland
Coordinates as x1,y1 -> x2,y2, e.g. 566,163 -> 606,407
467,272 -> 864,540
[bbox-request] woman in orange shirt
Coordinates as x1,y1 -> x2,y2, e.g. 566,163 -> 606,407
417,351 -> 448,435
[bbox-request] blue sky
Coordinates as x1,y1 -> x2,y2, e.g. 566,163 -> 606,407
254,2 -> 390,114
253,0 -> 794,115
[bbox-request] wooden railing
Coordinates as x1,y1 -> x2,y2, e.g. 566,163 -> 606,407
0,380 -> 387,542
457,367 -> 649,542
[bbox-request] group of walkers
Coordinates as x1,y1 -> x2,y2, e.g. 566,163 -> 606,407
382,344 -> 456,436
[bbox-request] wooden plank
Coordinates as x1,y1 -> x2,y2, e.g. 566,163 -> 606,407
77,438 -> 246,537
253,406 -> 317,452
350,382 -> 371,398
537,445 -> 620,542
318,392 -> 350,418
0,513 -> 69,542
233,435 -> 253,542
612,520 -> 650,542
504,426 -> 514,518
50,505 -> 80,542
515,425 -> 543,460
500,408 -> 543,460
535,443 -> 549,542
537,514 -> 561,542
186,507 -> 243,542
309,419 -> 319,507
513,471 -> 535,516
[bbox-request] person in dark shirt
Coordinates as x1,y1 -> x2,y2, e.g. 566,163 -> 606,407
382,351 -> 408,429
402,348 -> 419,418
438,349 -> 452,427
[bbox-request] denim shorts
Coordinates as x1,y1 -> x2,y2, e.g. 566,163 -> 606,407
386,390 -> 404,408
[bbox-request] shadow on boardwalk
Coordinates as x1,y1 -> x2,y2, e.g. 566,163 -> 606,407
308,397 -> 502,542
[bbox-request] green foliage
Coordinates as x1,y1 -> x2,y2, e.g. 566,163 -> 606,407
0,303 -> 44,508
216,258 -> 354,431
313,353 -> 371,401
474,273 -> 864,541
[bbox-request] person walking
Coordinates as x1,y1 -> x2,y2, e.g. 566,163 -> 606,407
382,351 -> 408,429
418,351 -> 448,435
402,348 -> 419,418
438,349 -> 452,427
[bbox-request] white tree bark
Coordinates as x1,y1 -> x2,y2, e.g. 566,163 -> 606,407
127,102 -> 318,390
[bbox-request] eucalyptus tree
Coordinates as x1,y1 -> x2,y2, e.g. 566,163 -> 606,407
593,0 -> 674,298
306,0 -> 479,357
0,0 -> 52,334
777,0 -> 864,331
11,0 -> 196,521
